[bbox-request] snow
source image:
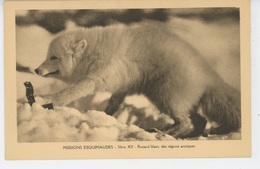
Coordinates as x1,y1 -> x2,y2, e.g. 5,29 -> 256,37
17,102 -> 175,142
16,25 -> 53,68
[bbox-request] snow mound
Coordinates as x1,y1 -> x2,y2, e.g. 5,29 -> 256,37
17,103 -> 175,142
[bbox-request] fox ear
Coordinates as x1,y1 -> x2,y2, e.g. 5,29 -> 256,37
73,39 -> 87,52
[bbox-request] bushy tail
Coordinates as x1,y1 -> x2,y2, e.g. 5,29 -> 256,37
200,84 -> 241,134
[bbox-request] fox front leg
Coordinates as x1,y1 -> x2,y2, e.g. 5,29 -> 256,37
42,78 -> 96,106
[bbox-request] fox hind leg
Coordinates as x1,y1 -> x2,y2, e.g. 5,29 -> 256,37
162,107 -> 207,138
105,93 -> 127,116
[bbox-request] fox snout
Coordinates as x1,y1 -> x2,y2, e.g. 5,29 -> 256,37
34,65 -> 60,78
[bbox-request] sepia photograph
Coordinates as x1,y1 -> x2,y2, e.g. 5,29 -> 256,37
16,8 -> 241,142
5,0 -> 251,160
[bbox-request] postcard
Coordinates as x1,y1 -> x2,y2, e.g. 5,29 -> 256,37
4,0 -> 251,159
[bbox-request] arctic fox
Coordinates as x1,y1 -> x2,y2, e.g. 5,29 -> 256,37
35,23 -> 241,138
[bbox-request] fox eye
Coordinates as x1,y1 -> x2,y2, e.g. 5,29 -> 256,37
50,56 -> 58,60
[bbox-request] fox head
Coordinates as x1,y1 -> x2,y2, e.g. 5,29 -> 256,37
35,35 -> 87,81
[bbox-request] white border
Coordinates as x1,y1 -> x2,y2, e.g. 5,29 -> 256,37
1,0 -> 259,168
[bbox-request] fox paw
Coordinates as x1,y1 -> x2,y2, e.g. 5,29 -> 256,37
163,123 -> 198,139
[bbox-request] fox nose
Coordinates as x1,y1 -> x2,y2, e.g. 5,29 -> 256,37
34,68 -> 39,74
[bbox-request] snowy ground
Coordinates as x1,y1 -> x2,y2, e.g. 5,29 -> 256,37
16,17 -> 241,142
17,70 -> 176,142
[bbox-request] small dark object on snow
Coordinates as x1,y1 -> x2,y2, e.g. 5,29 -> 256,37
24,81 -> 53,109
24,81 -> 35,106
146,128 -> 160,133
42,103 -> 54,110
202,133 -> 208,137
